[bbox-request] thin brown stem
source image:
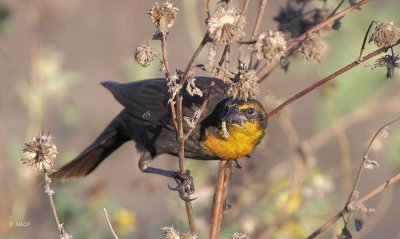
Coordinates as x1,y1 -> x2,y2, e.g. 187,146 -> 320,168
307,116 -> 400,239
44,172 -> 71,238
175,94 -> 196,233
358,20 -> 377,60
210,160 -> 233,239
251,0 -> 268,39
182,35 -> 209,85
161,32 -> 171,80
346,116 -> 400,206
266,39 -> 400,119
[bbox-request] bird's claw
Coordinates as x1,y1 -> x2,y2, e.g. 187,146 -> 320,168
168,170 -> 196,202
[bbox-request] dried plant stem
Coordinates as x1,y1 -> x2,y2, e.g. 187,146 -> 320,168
175,94 -> 196,233
44,172 -> 71,238
358,20 -> 377,59
182,35 -> 209,84
307,170 -> 400,239
251,0 -> 268,39
267,39 -> 400,118
345,116 -> 400,206
210,160 -> 233,239
307,116 -> 400,239
257,0 -> 372,80
103,208 -> 119,239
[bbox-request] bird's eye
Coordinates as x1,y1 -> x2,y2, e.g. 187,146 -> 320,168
245,107 -> 256,117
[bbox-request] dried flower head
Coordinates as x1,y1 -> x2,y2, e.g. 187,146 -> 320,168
274,1 -> 308,37
374,54 -> 399,78
150,1 -> 179,34
296,34 -> 325,62
255,30 -> 287,62
21,131 -> 58,173
227,70 -> 260,100
161,226 -> 197,239
369,21 -> 399,47
312,8 -> 336,34
231,232 -> 249,239
134,44 -> 156,67
207,3 -> 246,44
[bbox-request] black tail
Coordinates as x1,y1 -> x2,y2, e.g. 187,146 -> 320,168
50,111 -> 130,181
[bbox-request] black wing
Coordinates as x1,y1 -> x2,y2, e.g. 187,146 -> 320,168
102,77 -> 229,130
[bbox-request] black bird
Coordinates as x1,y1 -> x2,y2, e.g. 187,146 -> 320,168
51,77 -> 267,194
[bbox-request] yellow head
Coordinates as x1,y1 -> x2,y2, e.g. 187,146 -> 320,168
202,99 -> 267,160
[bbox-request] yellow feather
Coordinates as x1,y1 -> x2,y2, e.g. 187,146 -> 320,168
202,121 -> 263,160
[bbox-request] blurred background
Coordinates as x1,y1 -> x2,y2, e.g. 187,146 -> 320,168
0,0 -> 399,238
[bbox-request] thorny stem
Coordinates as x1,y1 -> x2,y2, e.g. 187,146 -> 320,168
44,172 -> 71,238
210,160 -> 233,239
256,0 -> 372,81
266,39 -> 400,119
103,208 -> 119,239
307,117 -> 400,239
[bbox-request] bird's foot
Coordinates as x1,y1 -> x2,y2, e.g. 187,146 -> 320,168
168,170 -> 197,202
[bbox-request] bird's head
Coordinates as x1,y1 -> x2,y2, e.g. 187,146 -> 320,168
220,99 -> 267,141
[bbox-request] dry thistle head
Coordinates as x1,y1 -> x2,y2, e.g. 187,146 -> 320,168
231,232 -> 249,239
369,21 -> 399,48
161,226 -> 197,239
296,34 -> 325,62
150,1 -> 179,34
21,131 -> 58,173
255,30 -> 287,63
207,3 -> 246,44
374,54 -> 399,78
274,1 -> 308,37
227,70 -> 260,100
134,44 -> 156,67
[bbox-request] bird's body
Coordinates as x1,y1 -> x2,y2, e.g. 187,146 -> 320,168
51,77 -> 267,181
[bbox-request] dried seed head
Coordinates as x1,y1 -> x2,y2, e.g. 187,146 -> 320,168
369,21 -> 399,47
255,30 -> 287,63
227,70 -> 260,100
296,34 -> 325,62
374,54 -> 399,78
134,44 -> 156,67
161,226 -> 197,239
274,1 -> 308,37
21,131 -> 58,173
207,3 -> 246,44
231,232 -> 249,239
150,1 -> 179,34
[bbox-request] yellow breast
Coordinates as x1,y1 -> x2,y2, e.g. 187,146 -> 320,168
201,122 -> 264,160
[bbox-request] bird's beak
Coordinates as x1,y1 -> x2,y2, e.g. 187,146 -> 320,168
222,107 -> 247,126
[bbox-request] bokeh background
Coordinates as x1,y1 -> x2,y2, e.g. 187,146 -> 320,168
1,0 -> 400,238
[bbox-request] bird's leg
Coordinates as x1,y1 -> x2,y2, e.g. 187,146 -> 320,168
139,151 -> 196,201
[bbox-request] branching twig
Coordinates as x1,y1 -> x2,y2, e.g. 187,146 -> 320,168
307,116 -> 400,239
256,0 -> 372,81
103,208 -> 119,239
266,39 -> 400,118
